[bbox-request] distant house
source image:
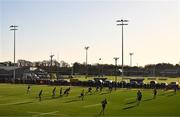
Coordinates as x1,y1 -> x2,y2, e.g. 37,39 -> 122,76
0,66 -> 50,82
0,66 -> 29,81
0,61 -> 14,66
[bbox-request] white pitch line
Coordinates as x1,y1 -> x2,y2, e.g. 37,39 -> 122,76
27,112 -> 41,114
27,111 -> 67,116
32,111 -> 60,117
46,113 -> 67,116
0,100 -> 33,106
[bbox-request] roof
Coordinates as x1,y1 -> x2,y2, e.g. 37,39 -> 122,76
0,66 -> 19,71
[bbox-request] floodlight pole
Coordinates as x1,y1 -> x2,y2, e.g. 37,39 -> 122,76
116,19 -> 128,82
71,63 -> 74,76
129,53 -> 133,66
10,25 -> 18,83
50,54 -> 54,79
153,64 -> 156,77
84,46 -> 89,78
113,57 -> 119,83
98,58 -> 102,77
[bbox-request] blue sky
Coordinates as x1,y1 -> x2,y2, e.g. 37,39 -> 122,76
0,0 -> 180,66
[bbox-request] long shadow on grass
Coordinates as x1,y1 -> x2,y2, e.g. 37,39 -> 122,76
52,96 -> 63,99
167,94 -> 175,97
34,96 -> 61,102
123,105 -> 136,110
64,99 -> 80,103
125,101 -> 137,105
143,98 -> 153,102
40,96 -> 62,101
159,91 -> 173,96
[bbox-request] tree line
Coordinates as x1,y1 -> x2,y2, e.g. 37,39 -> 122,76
37,62 -> 180,77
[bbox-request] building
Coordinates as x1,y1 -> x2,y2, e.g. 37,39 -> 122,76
17,59 -> 33,67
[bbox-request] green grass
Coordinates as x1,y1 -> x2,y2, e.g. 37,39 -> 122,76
0,83 -> 180,116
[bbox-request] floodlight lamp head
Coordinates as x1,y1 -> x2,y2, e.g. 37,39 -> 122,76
113,57 -> 119,60
116,19 -> 129,22
129,53 -> 133,55
10,25 -> 18,28
50,55 -> 54,58
84,46 -> 89,50
116,20 -> 121,22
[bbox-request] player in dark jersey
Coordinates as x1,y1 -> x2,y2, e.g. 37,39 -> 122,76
99,98 -> 107,115
153,88 -> 157,99
59,87 -> 63,97
27,85 -> 31,94
79,89 -> 85,101
137,90 -> 142,106
100,85 -> 103,92
86,87 -> 92,95
52,87 -> 56,98
174,85 -> 177,94
38,89 -> 43,101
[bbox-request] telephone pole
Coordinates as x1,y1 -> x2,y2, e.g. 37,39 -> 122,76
10,25 -> 18,83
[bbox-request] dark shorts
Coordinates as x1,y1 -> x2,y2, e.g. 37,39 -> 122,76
138,96 -> 142,101
102,105 -> 106,109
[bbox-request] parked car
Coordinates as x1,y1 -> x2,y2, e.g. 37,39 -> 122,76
168,82 -> 179,88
